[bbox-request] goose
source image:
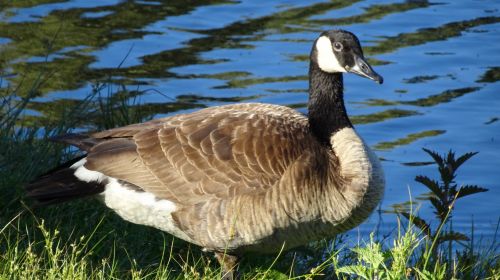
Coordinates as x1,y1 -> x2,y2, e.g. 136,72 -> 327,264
26,29 -> 385,279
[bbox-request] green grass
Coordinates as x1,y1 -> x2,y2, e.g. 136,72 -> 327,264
1,73 -> 499,279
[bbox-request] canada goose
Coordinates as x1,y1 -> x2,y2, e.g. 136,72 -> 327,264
26,29 -> 385,279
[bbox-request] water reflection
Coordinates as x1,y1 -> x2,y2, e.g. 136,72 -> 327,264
403,75 -> 440,84
364,16 -> 500,55
374,130 -> 445,151
308,1 -> 432,26
22,87 -> 261,129
477,66 -> 500,83
361,87 -> 480,107
0,0 -> 230,95
3,0 -> 496,101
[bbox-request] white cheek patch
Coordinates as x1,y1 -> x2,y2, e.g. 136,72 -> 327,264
316,36 -> 346,73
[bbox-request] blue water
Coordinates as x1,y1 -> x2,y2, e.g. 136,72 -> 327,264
1,0 -> 499,243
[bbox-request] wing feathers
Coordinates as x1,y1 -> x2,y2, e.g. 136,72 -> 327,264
85,137 -> 178,201
59,104 -> 315,205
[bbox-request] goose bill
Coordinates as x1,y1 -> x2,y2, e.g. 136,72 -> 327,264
347,55 -> 383,84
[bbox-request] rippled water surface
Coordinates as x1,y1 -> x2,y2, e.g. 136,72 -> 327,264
1,0 -> 499,240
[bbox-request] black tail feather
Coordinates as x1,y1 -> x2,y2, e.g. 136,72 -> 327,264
25,156 -> 106,206
37,155 -> 86,178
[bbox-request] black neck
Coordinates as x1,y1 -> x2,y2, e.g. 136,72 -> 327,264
308,62 -> 352,144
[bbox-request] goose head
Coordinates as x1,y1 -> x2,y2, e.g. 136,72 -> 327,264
312,30 -> 383,84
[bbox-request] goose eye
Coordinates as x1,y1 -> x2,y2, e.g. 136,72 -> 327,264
333,42 -> 343,51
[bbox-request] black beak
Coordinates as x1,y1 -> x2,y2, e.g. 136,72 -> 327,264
346,55 -> 383,84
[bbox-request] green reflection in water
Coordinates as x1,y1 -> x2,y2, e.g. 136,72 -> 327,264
1,0 -> 497,130
374,129 -> 445,151
0,0 -> 66,10
361,87 -> 480,107
0,0 -> 364,126
266,88 -> 306,94
364,16 -> 500,55
2,1 -> 487,98
403,75 -> 439,84
484,117 -> 498,125
103,0 -> 359,81
20,87 -> 262,128
286,11 -> 498,67
309,1 -> 432,26
272,102 -> 420,125
366,57 -> 393,66
1,0 -> 429,97
351,109 -> 420,125
189,71 -> 251,80
257,8 -> 500,64
403,87 -> 480,107
0,0 -> 229,95
477,66 -> 500,83
191,0 -> 358,36
175,93 -> 261,103
22,98 -> 206,129
213,75 -> 307,89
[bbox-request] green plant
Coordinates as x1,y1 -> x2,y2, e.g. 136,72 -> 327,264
334,218 -> 422,280
401,148 -> 489,276
416,149 -> 487,224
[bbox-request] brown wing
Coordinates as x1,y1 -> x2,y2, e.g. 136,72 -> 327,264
84,103 -> 313,205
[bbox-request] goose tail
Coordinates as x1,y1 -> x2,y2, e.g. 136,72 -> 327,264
25,134 -> 105,206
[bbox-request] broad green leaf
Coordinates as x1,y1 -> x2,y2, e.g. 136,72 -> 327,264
429,197 -> 449,220
453,151 -> 478,171
337,265 -> 370,279
422,148 -> 444,168
415,175 -> 444,201
400,212 -> 432,237
456,185 -> 488,199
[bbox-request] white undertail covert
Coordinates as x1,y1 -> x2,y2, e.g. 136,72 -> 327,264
70,158 -> 192,242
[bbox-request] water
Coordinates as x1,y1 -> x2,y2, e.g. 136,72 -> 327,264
1,0 -> 499,243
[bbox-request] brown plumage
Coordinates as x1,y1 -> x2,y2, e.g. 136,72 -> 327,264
26,30 -> 385,279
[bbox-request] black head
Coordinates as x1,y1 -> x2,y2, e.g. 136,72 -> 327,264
311,30 -> 383,84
